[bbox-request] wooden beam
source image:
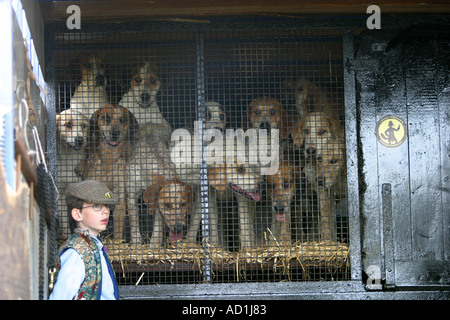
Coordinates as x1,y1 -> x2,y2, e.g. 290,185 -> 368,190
39,0 -> 450,24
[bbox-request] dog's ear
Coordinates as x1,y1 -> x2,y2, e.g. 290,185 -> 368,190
142,184 -> 162,215
291,118 -> 305,147
184,184 -> 196,214
123,105 -> 139,140
278,105 -> 291,139
55,113 -> 63,134
243,100 -> 256,130
208,164 -> 227,193
326,116 -> 343,140
85,108 -> 102,150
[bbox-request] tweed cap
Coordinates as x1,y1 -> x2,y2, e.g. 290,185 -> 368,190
65,180 -> 119,206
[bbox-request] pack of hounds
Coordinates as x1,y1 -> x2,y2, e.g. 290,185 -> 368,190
56,53 -> 347,251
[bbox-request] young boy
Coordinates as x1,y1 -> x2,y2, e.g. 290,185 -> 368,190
49,180 -> 120,300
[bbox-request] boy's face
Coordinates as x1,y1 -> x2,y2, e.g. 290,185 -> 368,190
71,203 -> 110,237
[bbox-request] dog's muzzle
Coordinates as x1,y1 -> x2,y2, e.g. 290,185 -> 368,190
168,223 -> 185,244
95,74 -> 106,87
305,147 -> 317,158
259,122 -> 272,131
69,136 -> 85,151
138,93 -> 152,108
106,129 -> 121,147
273,203 -> 287,222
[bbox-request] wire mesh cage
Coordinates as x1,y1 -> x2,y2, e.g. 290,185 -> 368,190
52,25 -> 349,285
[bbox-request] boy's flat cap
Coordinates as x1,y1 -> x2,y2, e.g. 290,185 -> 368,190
65,180 -> 119,206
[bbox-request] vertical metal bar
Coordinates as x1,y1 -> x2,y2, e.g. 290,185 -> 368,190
0,0 -> 15,190
196,32 -> 212,283
44,26 -> 57,186
342,29 -> 362,281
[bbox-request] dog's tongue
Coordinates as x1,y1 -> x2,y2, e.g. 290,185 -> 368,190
230,184 -> 260,201
248,191 -> 260,202
109,140 -> 118,146
169,231 -> 183,244
276,213 -> 286,222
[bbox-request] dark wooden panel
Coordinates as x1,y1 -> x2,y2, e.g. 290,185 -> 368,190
39,0 -> 450,24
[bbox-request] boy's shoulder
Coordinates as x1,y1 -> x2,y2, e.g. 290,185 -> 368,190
62,229 -> 100,260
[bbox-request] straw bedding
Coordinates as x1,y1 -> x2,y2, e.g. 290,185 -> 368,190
104,239 -> 349,276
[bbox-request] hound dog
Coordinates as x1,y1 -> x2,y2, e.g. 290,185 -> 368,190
142,180 -> 195,248
266,161 -> 300,247
245,97 -> 291,140
303,138 -> 346,241
119,62 -> 172,140
171,102 -> 226,247
70,53 -> 109,117
125,130 -> 178,244
207,161 -> 264,250
245,96 -> 299,166
292,78 -> 344,119
291,78 -> 345,159
77,104 -> 139,241
292,111 -> 345,159
56,109 -> 90,238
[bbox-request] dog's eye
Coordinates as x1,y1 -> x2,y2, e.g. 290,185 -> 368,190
207,111 -> 212,120
237,166 -> 245,174
164,203 -> 171,209
283,181 -> 290,189
102,115 -> 111,124
83,62 -> 92,69
64,121 -> 73,129
220,113 -> 225,121
270,109 -> 277,115
303,129 -> 310,135
133,76 -> 142,84
316,156 -> 323,163
81,123 -> 87,129
150,76 -> 158,85
318,129 -> 327,136
253,110 -> 260,116
119,117 -> 126,124
330,158 -> 339,164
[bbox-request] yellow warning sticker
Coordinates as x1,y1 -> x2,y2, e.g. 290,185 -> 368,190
105,192 -> 112,198
375,115 -> 407,148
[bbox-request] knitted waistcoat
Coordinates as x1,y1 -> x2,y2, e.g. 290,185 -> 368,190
56,229 -> 103,300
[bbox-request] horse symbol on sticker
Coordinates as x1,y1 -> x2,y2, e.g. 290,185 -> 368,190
375,115 -> 407,148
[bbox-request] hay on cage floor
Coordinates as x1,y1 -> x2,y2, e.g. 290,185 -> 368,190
104,239 -> 349,271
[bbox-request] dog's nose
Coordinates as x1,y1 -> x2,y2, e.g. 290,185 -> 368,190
257,180 -> 265,191
96,74 -> 106,86
306,147 -> 316,157
172,223 -> 184,234
273,204 -> 285,212
213,126 -> 224,133
141,93 -> 151,102
74,136 -> 85,146
259,122 -> 271,130
317,176 -> 325,187
111,129 -> 120,140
